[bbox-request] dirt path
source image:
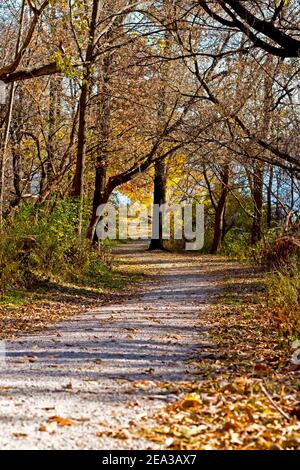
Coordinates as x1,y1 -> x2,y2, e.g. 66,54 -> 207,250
0,244 -> 239,449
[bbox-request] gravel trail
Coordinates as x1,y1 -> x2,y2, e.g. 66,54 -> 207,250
0,243 -> 223,449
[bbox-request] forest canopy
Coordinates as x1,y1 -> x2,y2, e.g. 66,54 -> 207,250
0,1 -> 300,451
0,0 -> 299,249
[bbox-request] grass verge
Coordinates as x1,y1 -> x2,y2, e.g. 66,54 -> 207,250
0,261 -> 143,340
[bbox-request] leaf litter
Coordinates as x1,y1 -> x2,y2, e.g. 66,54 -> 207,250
138,264 -> 300,450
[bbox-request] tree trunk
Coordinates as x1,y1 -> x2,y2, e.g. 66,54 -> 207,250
46,76 -> 61,185
0,1 -> 25,226
70,0 -> 100,235
71,81 -> 89,199
211,165 -> 229,254
257,57 -> 271,235
290,172 -> 294,212
267,165 -> 273,229
149,14 -> 170,251
86,188 -> 111,242
45,5 -> 61,187
11,143 -> 22,207
149,160 -> 167,250
251,163 -> 264,244
87,45 -> 112,242
9,85 -> 25,209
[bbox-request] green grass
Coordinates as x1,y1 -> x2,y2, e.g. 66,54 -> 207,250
0,289 -> 28,306
221,282 -> 243,306
223,297 -> 242,306
0,263 -> 143,309
82,261 -> 143,290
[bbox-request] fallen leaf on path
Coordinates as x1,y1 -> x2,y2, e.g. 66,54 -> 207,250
47,416 -> 75,427
114,430 -> 130,439
12,433 -> 28,439
96,429 -> 130,440
133,380 -> 156,389
180,393 -> 202,409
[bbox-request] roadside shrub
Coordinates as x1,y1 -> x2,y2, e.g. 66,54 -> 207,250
267,270 -> 300,337
254,230 -> 300,337
221,229 -> 250,258
0,202 -> 113,296
257,233 -> 300,271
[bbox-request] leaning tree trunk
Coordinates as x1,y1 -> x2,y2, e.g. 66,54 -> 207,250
211,165 -> 229,254
86,187 -> 112,242
90,161 -> 107,244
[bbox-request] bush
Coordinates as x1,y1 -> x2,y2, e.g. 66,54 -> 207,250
0,201 -> 112,295
258,234 -> 300,271
221,229 -> 250,258
267,270 -> 300,337
254,231 -> 300,337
